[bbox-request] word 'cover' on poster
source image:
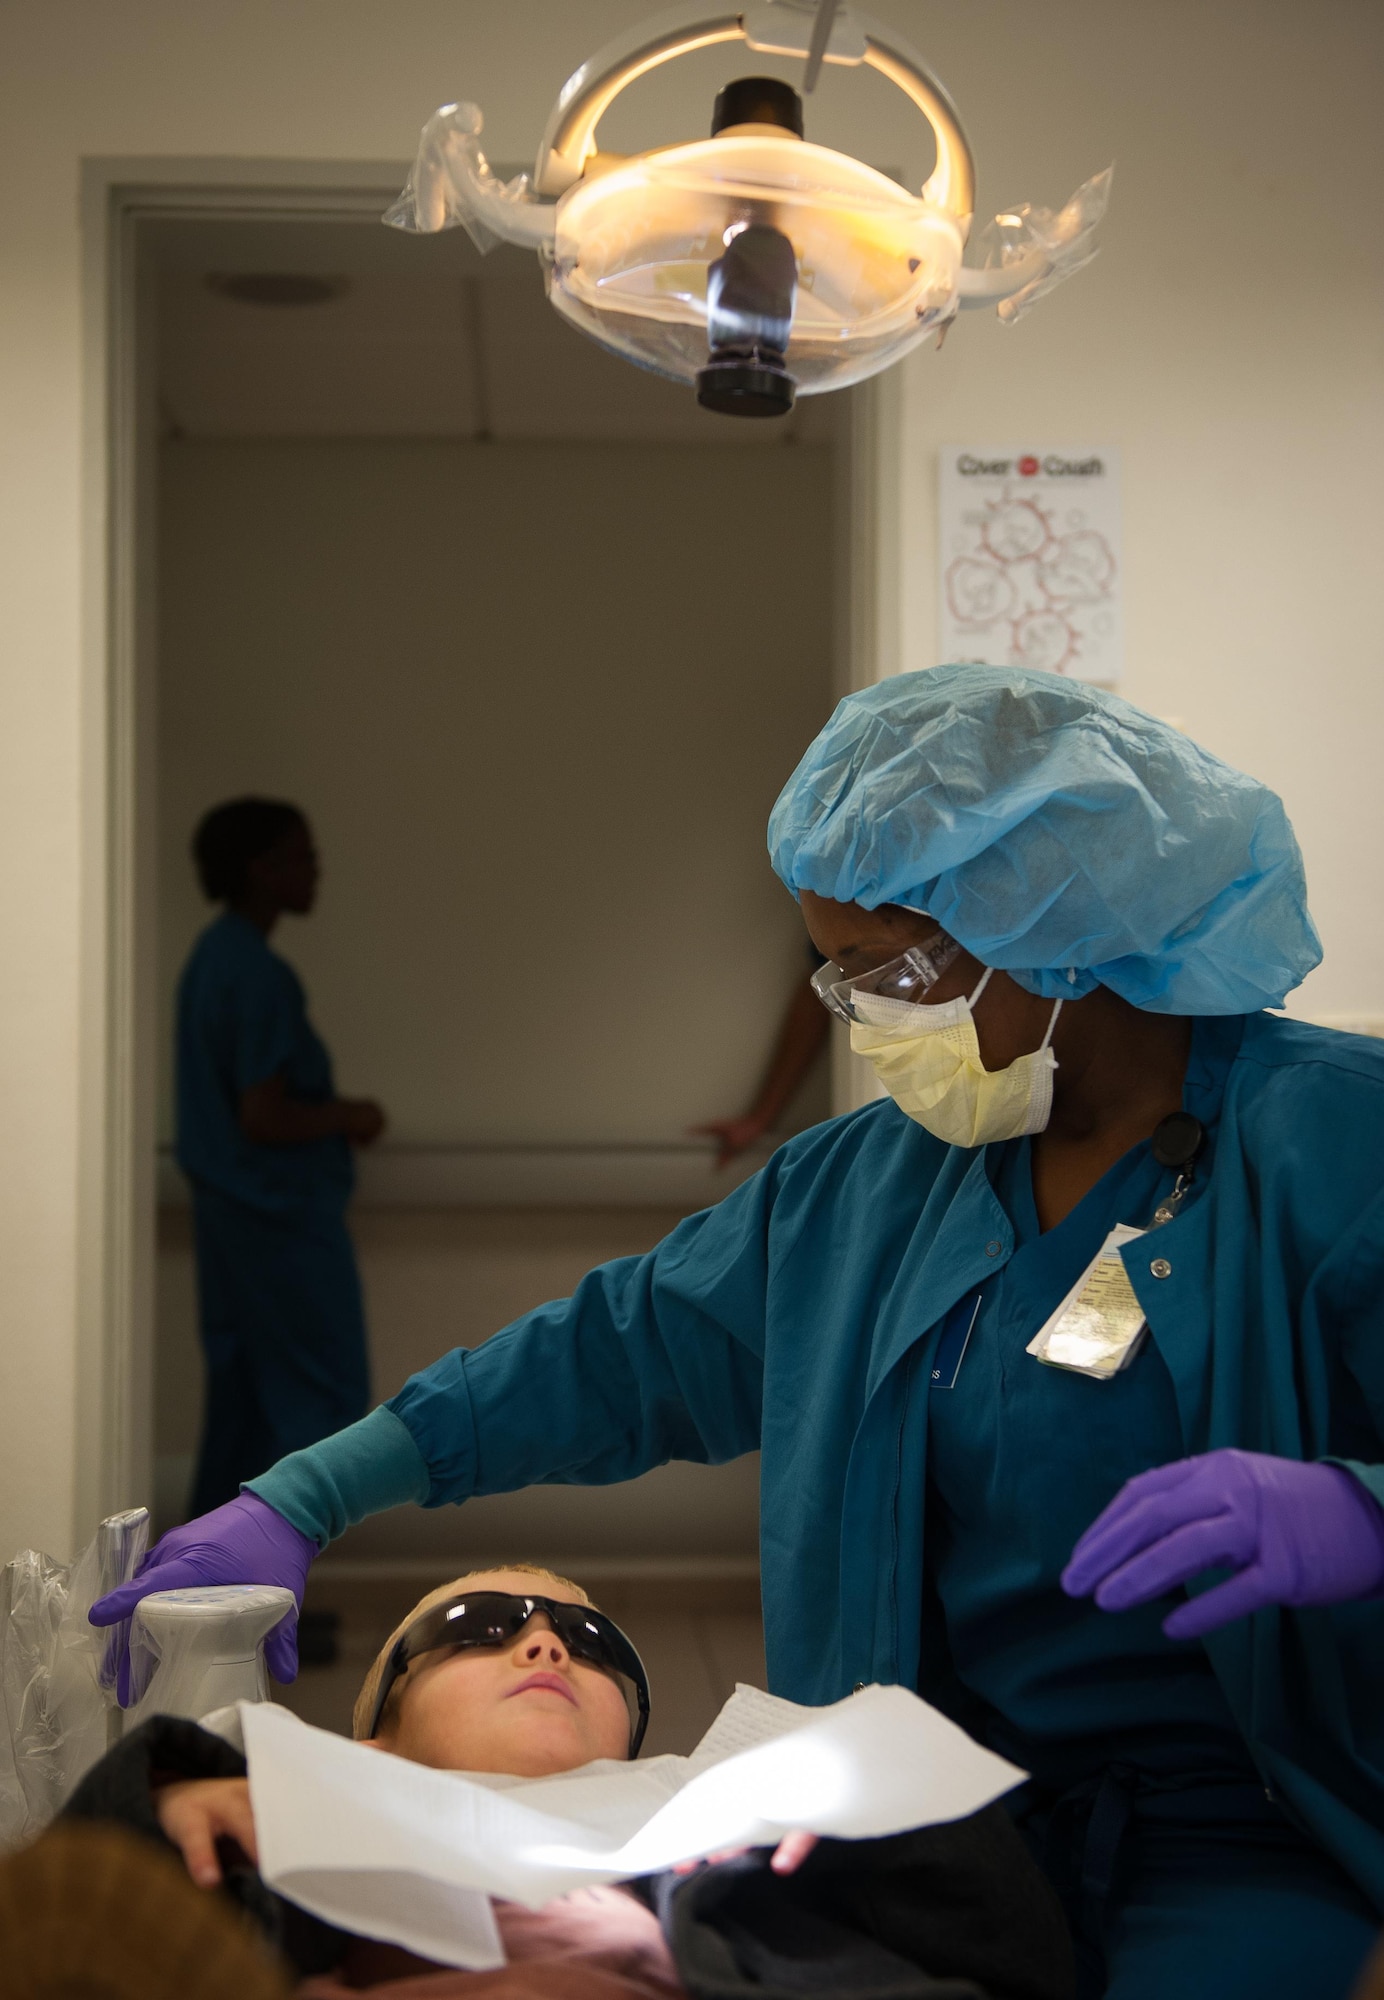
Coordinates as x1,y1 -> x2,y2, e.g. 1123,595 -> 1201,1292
938,448 -> 1122,685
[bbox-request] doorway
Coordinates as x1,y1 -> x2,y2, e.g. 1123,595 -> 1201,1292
88,166 -> 886,1742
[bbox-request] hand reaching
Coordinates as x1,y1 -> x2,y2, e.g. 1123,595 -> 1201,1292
88,1493 -> 316,1695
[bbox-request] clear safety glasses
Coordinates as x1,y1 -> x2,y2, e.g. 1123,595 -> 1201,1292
364,1591 -> 651,1755
811,931 -> 963,1023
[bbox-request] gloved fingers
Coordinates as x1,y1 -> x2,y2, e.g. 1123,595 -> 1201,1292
264,1610 -> 300,1684
90,1551 -> 203,1627
136,1527 -> 177,1566
1162,1566 -> 1275,1640
1066,1457 -> 1216,1557
1107,1457 -> 1206,1508
1090,1515 -> 1250,1612
1063,1473 -> 1233,1595
88,1578 -> 155,1627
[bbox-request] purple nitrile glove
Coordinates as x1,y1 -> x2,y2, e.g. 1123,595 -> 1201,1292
88,1492 -> 317,1699
1061,1449 -> 1384,1641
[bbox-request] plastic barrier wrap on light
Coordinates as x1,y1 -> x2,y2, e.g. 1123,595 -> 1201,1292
962,167 -> 1113,323
380,2 -> 1111,413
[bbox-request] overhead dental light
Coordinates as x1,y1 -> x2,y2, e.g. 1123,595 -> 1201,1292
386,0 -> 1110,418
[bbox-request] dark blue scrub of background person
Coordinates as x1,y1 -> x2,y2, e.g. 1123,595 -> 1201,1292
177,798 -> 386,1519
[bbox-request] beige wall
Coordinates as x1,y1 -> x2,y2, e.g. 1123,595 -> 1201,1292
2,0 -> 1380,1560
156,437 -> 834,1149
153,435 -> 827,1567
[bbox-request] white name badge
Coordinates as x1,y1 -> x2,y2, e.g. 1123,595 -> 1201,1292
1026,1225 -> 1148,1380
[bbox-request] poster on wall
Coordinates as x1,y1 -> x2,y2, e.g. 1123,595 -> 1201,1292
938,447 -> 1122,685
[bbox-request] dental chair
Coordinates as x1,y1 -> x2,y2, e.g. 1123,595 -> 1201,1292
0,1508 -> 293,1847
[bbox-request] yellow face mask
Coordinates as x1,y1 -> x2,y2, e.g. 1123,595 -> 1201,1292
849,967 -> 1062,1148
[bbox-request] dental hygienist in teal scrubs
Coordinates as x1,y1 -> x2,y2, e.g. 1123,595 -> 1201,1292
98,669 -> 1384,1999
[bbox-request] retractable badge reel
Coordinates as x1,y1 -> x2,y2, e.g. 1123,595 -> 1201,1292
1027,1113 -> 1204,1381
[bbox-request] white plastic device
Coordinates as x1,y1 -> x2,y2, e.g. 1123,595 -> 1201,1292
124,1585 -> 298,1730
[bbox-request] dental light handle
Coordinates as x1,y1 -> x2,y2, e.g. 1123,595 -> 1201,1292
698,222 -> 800,414
402,102 -> 558,250
708,225 -> 797,352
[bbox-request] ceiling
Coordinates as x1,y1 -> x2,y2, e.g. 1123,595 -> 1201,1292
146,215 -> 841,449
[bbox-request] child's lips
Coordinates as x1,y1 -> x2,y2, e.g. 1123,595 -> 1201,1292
506,1672 -> 578,1707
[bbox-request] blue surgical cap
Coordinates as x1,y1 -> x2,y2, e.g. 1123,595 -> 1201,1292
768,665 -> 1321,1014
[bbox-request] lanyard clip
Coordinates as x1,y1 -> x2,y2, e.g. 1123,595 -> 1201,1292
1147,1112 -> 1204,1229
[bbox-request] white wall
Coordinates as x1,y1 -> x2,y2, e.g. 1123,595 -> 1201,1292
156,437 -> 835,1150
152,433 -> 828,1565
1,0 -> 1380,1560
879,3 -> 1384,1022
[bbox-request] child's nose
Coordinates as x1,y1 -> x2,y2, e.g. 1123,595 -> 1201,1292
514,1615 -> 569,1666
522,1633 -> 565,1662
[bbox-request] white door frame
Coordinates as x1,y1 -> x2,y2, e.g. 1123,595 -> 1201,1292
829,367 -> 904,1116
80,157 -> 897,1521
78,160 -> 414,1529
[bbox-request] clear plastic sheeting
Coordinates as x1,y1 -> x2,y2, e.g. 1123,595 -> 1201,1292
380,7 -> 1108,407
123,1585 -> 297,1729
743,0 -> 868,68
0,1510 -> 148,1848
960,167 -> 1114,323
383,103 -> 554,253
548,134 -> 966,396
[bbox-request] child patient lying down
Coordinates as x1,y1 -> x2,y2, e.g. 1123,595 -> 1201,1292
57,1563 -> 1073,2000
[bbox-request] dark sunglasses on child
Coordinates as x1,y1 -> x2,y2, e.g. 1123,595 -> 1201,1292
365,1590 -> 651,1754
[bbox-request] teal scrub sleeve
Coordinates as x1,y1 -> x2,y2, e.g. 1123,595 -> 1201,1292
388,1163 -> 774,1508
1316,1185 -> 1384,1517
232,953 -> 305,1093
244,1405 -> 430,1548
1329,1462 -> 1384,1522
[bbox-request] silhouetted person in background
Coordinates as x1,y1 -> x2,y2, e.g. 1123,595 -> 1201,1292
692,945 -> 830,1166
178,799 -> 386,1519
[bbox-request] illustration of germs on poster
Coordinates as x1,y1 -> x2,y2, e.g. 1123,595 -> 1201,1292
938,448 -> 1122,685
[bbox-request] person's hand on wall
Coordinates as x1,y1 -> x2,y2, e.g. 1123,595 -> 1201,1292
340,1097 -> 387,1146
691,975 -> 830,1170
239,1073 -> 387,1148
690,1110 -> 774,1169
156,1778 -> 258,1887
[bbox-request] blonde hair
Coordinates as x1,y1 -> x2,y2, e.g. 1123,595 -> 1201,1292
352,1563 -> 594,1741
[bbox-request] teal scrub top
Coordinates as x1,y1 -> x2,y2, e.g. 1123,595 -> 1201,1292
252,1012 -> 1384,1909
176,911 -> 353,1217
923,1127 -> 1257,1788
